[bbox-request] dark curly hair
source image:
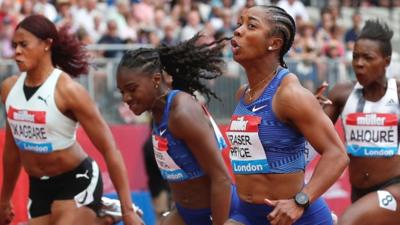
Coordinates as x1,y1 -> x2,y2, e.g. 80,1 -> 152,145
258,5 -> 296,68
357,19 -> 393,57
117,33 -> 229,100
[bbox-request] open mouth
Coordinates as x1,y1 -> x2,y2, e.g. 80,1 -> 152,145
231,39 -> 240,53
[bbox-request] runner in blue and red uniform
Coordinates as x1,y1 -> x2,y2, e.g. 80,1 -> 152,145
224,5 -> 348,225
116,34 -> 239,225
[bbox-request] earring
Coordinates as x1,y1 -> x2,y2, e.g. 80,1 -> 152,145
155,84 -> 159,89
268,46 -> 273,51
45,47 -> 49,51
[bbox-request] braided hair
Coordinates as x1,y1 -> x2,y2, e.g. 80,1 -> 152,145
357,20 -> 393,57
117,33 -> 229,100
258,5 -> 296,68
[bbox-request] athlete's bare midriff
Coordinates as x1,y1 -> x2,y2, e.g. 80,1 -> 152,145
349,155 -> 400,189
19,142 -> 87,177
169,175 -> 214,209
235,172 -> 304,204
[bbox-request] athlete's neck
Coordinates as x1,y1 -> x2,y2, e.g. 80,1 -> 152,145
25,64 -> 55,87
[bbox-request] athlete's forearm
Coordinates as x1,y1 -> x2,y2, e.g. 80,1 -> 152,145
210,176 -> 231,225
303,149 -> 348,203
103,150 -> 135,214
0,149 -> 21,203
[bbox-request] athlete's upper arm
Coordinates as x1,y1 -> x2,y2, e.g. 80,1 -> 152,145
168,93 -> 229,178
57,74 -> 117,154
273,75 -> 344,155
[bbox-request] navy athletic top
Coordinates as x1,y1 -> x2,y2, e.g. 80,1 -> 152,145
227,67 -> 306,174
152,90 -> 226,182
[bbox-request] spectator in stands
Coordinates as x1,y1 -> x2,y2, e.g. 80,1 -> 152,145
180,9 -> 204,41
97,20 -> 125,58
116,33 -> 238,225
224,5 -> 347,225
344,11 -> 362,52
33,0 -> 57,22
160,20 -> 179,46
277,0 -> 309,22
319,19 -> 400,225
0,14 -> 142,225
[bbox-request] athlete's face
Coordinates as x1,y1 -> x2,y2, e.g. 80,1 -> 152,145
12,28 -> 50,72
352,39 -> 390,87
231,7 -> 274,63
117,67 -> 159,115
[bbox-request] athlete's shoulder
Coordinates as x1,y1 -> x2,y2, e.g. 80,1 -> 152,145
1,75 -> 19,103
328,80 -> 356,102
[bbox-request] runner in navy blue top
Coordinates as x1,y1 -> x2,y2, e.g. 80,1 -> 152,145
224,5 -> 348,225
116,34 -> 238,225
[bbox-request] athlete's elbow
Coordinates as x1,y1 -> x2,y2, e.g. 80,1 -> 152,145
334,148 -> 349,171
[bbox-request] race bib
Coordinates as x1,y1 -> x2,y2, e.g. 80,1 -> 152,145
7,106 -> 53,153
226,115 -> 270,174
344,113 -> 399,157
152,134 -> 189,181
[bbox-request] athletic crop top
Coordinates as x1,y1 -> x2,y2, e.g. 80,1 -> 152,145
152,90 -> 227,182
341,79 -> 400,157
227,67 -> 306,174
5,68 -> 78,153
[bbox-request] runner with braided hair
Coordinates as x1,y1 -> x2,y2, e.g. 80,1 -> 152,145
116,33 -> 238,225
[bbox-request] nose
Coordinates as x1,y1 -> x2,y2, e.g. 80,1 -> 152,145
233,26 -> 242,37
14,45 -> 22,55
353,57 -> 365,68
122,92 -> 132,103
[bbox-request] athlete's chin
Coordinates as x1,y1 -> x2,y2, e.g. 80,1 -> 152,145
129,105 -> 146,116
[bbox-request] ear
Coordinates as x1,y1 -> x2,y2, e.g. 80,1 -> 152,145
385,55 -> 391,67
267,36 -> 284,52
44,38 -> 53,51
152,73 -> 162,88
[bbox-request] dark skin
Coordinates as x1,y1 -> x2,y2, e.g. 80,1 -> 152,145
225,6 -> 348,225
117,68 -> 232,225
0,27 -> 143,225
320,39 -> 400,225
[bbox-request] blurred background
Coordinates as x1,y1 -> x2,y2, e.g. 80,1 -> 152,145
0,0 -> 399,224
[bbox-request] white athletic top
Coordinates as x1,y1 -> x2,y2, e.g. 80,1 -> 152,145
5,68 -> 78,153
341,79 -> 400,157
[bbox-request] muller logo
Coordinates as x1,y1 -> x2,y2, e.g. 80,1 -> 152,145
230,116 -> 248,131
357,114 -> 385,126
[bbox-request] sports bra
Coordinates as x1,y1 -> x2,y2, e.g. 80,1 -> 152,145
5,68 -> 78,153
152,90 -> 226,182
227,67 -> 306,174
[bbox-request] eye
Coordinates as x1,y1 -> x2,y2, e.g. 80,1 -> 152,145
247,24 -> 256,29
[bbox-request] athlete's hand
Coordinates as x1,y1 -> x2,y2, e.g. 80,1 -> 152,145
0,202 -> 14,225
264,198 -> 304,225
123,211 -> 144,225
315,81 -> 332,106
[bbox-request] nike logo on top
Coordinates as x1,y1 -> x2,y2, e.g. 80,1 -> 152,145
160,129 -> 167,136
252,104 -> 268,112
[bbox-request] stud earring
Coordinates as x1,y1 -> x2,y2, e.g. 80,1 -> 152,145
268,46 -> 273,51
45,47 -> 49,51
155,84 -> 159,89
